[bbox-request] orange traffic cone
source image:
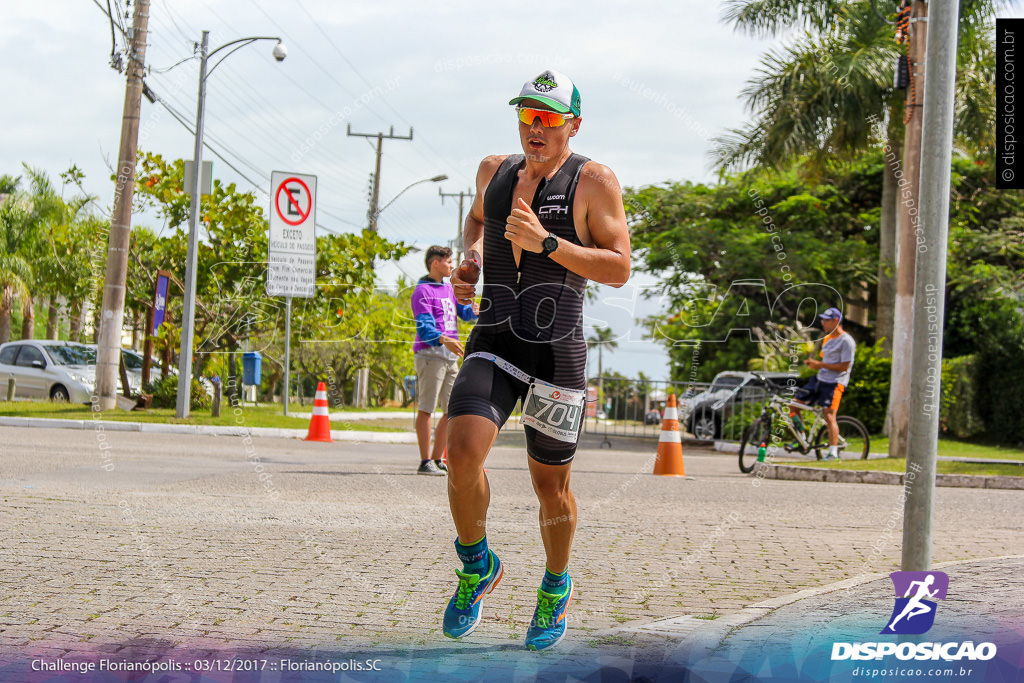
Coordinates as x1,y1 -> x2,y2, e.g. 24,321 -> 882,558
304,382 -> 333,442
653,394 -> 685,476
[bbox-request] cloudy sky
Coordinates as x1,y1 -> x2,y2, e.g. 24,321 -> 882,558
3,1 -> 786,380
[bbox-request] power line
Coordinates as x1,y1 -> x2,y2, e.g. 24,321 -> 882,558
241,0 -> 386,111
288,0 -> 472,188
145,12 -> 373,189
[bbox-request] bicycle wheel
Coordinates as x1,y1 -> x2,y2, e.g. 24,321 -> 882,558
739,416 -> 772,474
813,416 -> 871,460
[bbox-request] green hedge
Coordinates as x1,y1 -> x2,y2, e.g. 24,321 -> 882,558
144,374 -> 212,411
975,344 -> 1024,446
841,341 -> 891,435
940,355 -> 985,439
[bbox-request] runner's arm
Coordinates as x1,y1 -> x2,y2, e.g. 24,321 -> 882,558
453,156 -> 504,303
504,162 -> 630,287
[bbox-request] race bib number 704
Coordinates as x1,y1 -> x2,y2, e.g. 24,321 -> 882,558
521,382 -> 586,443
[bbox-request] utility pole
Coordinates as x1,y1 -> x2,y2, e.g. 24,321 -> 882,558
886,0 -> 927,459
903,0 -> 958,572
176,30 -> 211,419
95,0 -> 150,411
439,188 -> 474,263
346,125 -> 413,231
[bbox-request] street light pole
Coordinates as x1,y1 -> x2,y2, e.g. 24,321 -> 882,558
374,175 -> 448,223
903,0 -> 959,572
175,32 -> 285,418
175,31 -> 210,419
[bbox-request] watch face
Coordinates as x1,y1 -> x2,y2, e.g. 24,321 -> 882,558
543,235 -> 558,253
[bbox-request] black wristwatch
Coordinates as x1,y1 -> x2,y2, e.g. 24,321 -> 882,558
541,233 -> 559,257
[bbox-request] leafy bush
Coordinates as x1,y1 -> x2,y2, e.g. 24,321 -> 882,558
940,355 -> 984,439
975,335 -> 1024,446
721,401 -> 765,441
144,374 -> 212,411
840,340 -> 891,435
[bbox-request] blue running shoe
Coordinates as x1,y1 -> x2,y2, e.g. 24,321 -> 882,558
443,550 -> 503,639
524,575 -> 573,651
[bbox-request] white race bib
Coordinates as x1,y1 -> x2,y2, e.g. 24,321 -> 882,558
521,382 -> 586,443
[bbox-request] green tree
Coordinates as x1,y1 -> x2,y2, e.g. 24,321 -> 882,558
586,325 -> 619,382
716,0 -> 1005,358
132,151 -> 410,402
629,153 -> 879,380
0,194 -> 33,343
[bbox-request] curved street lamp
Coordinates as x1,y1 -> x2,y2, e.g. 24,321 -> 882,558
176,31 -> 286,418
373,174 -> 448,223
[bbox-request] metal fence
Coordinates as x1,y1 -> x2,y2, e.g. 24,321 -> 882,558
499,376 -> 770,447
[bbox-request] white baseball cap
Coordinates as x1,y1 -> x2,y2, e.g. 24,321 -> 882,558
509,69 -> 582,117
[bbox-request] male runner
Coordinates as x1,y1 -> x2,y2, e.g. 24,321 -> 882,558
441,69 -> 631,651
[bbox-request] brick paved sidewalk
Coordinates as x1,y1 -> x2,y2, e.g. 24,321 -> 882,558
1,426 -> 1021,680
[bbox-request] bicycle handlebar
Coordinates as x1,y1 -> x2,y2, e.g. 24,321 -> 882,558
750,372 -> 793,395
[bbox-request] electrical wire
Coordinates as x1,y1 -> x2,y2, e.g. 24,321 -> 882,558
289,0 -> 471,187
142,4 -> 451,244
105,0 -> 118,55
150,93 -> 364,237
146,12 -> 371,188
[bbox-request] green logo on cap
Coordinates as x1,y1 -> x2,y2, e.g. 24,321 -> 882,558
534,73 -> 557,92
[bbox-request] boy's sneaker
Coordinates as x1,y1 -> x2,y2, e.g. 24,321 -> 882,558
443,550 -> 503,639
524,575 -> 573,651
417,460 -> 446,476
433,460 -> 448,472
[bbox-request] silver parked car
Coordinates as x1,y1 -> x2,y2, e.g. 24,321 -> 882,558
0,341 -> 154,403
0,340 -> 98,403
683,370 -> 796,440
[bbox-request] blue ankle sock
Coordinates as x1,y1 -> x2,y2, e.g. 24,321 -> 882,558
541,567 -> 569,596
455,536 -> 489,576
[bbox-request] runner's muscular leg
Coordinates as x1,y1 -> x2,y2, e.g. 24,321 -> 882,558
447,414 -> 499,544
528,458 -> 576,573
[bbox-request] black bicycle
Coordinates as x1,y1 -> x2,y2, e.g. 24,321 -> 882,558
738,374 -> 870,474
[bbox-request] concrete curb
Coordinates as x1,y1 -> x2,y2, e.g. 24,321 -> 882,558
610,554 -> 1024,660
0,415 -> 417,444
753,462 -> 1024,490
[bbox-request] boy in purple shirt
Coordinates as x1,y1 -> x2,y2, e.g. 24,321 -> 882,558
412,246 -> 477,475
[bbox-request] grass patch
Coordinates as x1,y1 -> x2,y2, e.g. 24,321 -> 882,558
868,437 -> 1024,461
794,457 -> 1023,477
0,401 -> 405,432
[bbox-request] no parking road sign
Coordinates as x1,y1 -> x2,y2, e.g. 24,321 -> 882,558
268,171 -> 317,298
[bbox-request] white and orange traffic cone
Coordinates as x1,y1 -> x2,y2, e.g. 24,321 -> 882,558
304,382 -> 333,442
653,393 -> 685,476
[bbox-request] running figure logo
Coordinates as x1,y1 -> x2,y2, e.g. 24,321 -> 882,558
881,571 -> 949,635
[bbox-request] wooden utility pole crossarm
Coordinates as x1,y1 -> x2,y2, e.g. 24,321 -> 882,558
95,0 -> 150,410
439,188 -> 475,263
346,125 -> 413,231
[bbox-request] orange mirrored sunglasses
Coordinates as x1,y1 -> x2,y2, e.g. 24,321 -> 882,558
516,107 -> 575,128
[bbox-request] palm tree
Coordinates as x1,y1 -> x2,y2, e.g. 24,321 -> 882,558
586,326 -> 619,411
714,0 -> 1006,454
586,326 -> 619,382
0,193 -> 33,343
716,0 -> 1006,341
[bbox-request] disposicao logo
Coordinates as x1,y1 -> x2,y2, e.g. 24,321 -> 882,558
831,571 -> 997,663
882,570 -> 948,635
